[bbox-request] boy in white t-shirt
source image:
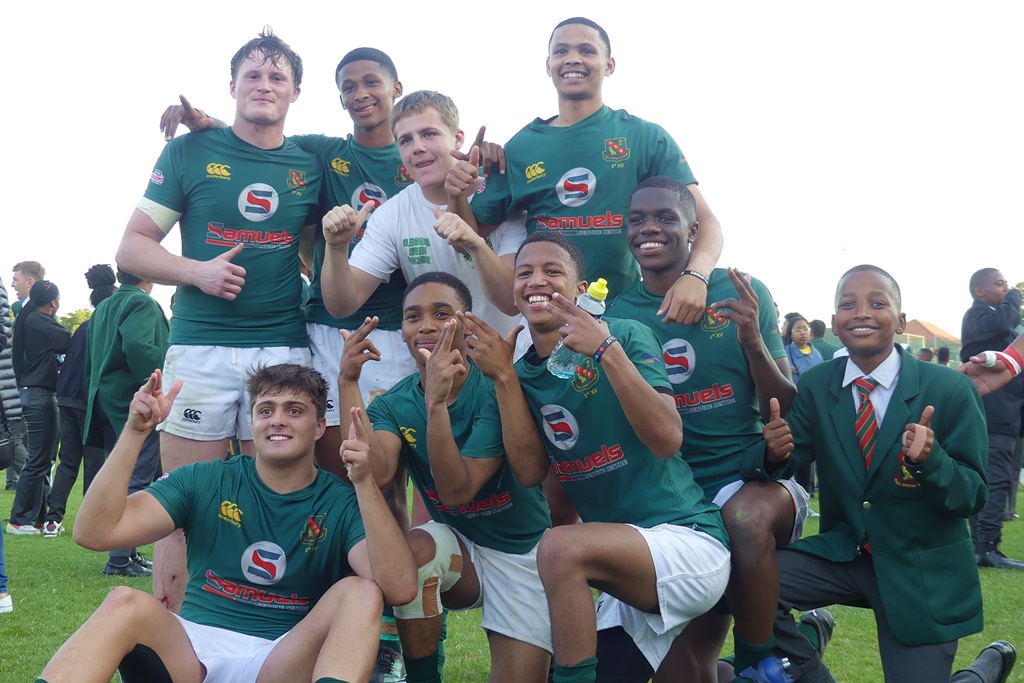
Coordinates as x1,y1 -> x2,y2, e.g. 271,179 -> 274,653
320,90 -> 523,337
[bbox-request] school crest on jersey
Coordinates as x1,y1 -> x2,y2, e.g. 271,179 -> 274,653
287,169 -> 308,195
701,307 -> 730,333
396,165 -> 413,186
570,358 -> 600,392
603,138 -> 630,162
300,515 -> 328,545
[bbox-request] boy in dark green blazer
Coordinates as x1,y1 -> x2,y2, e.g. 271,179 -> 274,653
755,265 -> 1010,682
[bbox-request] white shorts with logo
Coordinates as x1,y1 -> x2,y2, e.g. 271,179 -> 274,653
160,345 -> 312,441
712,478 -> 810,544
595,523 -> 731,669
307,322 -> 417,424
171,613 -> 286,683
404,521 -> 553,652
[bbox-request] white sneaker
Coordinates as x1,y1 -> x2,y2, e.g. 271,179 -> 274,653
0,594 -> 12,613
6,523 -> 40,535
42,521 -> 63,538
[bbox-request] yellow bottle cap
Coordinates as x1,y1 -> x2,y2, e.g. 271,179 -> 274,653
587,277 -> 609,301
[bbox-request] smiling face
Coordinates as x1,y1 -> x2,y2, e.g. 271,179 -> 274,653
337,59 -> 401,134
514,240 -> 587,334
401,281 -> 469,367
627,187 -> 698,280
546,23 -> 615,101
251,389 -> 325,464
394,107 -> 463,197
230,50 -> 300,127
832,270 -> 906,371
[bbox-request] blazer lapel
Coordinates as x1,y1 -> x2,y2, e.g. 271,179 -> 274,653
828,359 -> 869,486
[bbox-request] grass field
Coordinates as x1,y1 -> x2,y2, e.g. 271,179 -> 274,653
2,485 -> 1022,682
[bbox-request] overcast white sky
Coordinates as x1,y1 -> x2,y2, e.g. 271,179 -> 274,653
4,1 -> 1021,337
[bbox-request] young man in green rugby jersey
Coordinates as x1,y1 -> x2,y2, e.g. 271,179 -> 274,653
606,177 -> 824,682
339,272 -> 552,683
37,365 -> 416,683
118,29 -> 322,614
449,16 -> 722,326
464,232 -> 731,683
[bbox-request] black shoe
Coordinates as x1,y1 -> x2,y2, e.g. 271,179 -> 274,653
4,483 -> 16,491
103,559 -> 153,577
129,551 -> 154,569
799,608 -> 836,657
953,641 -> 1016,683
977,549 -> 1024,570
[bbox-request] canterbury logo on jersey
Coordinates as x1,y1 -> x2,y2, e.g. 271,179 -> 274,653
182,408 -> 202,423
331,158 -> 351,176
525,162 -> 546,183
219,500 -> 243,527
206,163 -> 231,179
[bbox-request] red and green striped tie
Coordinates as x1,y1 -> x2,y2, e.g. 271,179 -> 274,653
854,377 -> 880,469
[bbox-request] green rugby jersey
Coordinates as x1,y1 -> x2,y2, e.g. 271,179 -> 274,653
144,128 -> 321,347
514,317 -> 727,548
471,106 -> 697,295
292,134 -> 412,331
367,364 -> 550,554
607,270 -> 786,500
148,456 -> 364,640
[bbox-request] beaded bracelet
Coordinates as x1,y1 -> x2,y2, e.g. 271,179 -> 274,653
593,336 -> 619,363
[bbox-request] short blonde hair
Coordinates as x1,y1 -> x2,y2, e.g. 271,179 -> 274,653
391,90 -> 459,135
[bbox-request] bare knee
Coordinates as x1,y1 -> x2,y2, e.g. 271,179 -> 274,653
722,483 -> 792,548
319,576 -> 384,618
96,587 -> 163,625
537,526 -> 585,581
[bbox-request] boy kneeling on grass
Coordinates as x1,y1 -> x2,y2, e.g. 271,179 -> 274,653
36,365 -> 415,683
757,265 -> 1014,683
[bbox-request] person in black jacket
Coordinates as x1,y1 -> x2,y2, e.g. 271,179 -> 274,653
961,268 -> 1024,569
8,280 -> 70,534
41,266 -> 117,539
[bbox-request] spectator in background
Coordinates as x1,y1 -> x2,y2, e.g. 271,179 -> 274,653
809,319 -> 841,360
1,279 -> 29,495
784,315 -> 824,384
8,281 -> 70,534
41,265 -> 117,539
83,267 -> 170,576
937,347 -> 951,367
961,268 -> 1024,570
0,278 -> 18,612
784,314 -> 825,495
10,261 -> 44,322
916,348 -> 934,362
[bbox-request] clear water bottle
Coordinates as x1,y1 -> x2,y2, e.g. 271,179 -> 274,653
547,278 -> 609,379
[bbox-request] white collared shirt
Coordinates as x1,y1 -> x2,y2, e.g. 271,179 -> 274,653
842,346 -> 903,426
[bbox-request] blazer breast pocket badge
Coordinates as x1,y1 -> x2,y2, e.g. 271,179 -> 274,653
894,452 -> 922,489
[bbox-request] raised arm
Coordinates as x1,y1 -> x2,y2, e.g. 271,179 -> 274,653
710,268 -> 796,419
343,411 -> 417,607
548,293 -> 682,457
432,208 -> 518,316
459,312 -> 551,487
658,184 -> 723,325
159,95 -> 228,141
73,371 -> 180,551
319,204 -> 386,318
421,321 -> 504,505
337,317 -> 402,487
116,210 -> 247,300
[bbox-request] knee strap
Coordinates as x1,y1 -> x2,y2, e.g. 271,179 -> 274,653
394,523 -> 464,620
